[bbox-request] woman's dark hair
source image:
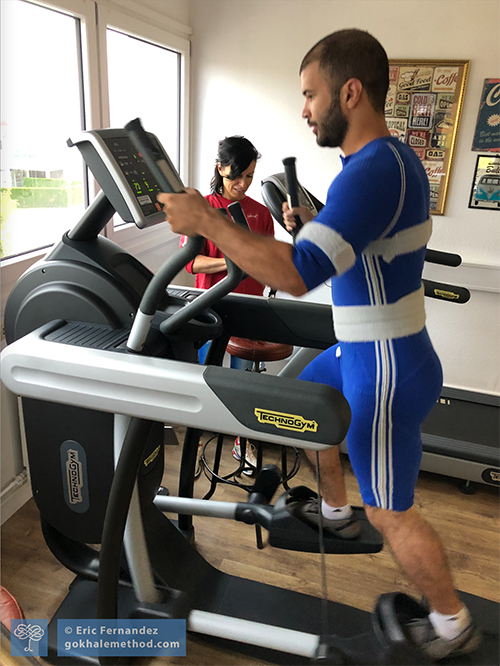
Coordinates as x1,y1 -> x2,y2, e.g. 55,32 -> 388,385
210,136 -> 261,195
300,29 -> 389,114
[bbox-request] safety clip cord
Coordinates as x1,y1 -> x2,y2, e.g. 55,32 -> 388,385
314,451 -> 330,656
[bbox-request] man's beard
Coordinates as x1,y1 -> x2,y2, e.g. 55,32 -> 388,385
316,90 -> 349,148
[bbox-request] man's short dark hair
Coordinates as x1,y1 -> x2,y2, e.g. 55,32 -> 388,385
300,29 -> 389,113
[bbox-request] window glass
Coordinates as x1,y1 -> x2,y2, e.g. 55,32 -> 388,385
0,0 -> 86,260
106,28 -> 181,176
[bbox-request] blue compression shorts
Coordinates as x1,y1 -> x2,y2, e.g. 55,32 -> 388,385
299,328 -> 443,511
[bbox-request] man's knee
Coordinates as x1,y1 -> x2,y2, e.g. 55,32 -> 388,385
364,503 -> 413,536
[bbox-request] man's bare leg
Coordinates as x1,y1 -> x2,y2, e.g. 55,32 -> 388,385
365,505 -> 462,615
305,448 -> 461,612
301,446 -> 360,538
305,446 -> 348,507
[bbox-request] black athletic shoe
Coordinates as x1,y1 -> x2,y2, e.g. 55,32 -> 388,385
407,617 -> 482,661
294,498 -> 361,539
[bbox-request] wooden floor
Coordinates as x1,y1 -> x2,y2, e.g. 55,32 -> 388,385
2,429 -> 499,665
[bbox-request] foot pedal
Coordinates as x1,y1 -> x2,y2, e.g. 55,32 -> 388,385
268,487 -> 383,554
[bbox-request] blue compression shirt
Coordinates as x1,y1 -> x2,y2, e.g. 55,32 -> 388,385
292,137 -> 432,342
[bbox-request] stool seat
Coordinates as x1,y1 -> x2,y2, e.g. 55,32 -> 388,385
226,338 -> 293,363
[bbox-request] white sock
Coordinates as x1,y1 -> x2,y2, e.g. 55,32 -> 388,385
429,606 -> 472,641
321,500 -> 353,521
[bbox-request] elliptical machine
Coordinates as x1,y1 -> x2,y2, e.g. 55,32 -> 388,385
3,121 -> 495,665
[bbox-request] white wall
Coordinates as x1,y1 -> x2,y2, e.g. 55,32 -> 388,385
188,0 -> 500,395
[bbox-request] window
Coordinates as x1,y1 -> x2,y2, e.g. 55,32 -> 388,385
1,0 -> 190,314
106,29 -> 181,171
100,9 -> 189,243
105,28 -> 182,229
0,0 -> 86,260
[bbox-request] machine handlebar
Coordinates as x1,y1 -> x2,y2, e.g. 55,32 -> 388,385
123,130 -> 252,351
282,157 -> 303,238
125,118 -> 185,194
425,249 -> 462,267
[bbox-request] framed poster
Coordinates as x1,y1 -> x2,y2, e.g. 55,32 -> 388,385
468,154 -> 500,210
472,79 -> 500,153
385,59 -> 469,215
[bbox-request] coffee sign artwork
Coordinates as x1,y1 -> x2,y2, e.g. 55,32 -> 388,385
385,60 -> 469,214
472,79 -> 500,153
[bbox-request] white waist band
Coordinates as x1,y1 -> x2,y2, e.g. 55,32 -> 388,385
332,286 -> 426,342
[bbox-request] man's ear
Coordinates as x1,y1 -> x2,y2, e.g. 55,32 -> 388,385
343,78 -> 363,108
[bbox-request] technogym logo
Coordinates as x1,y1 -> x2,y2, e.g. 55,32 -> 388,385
254,408 -> 318,433
60,440 -> 89,513
433,288 -> 460,300
66,449 -> 84,504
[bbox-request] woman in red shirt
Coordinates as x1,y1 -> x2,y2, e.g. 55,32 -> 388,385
181,136 -> 274,294
180,136 -> 274,474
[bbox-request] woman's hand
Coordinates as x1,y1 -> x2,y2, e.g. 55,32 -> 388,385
282,201 -> 314,233
192,255 -> 227,275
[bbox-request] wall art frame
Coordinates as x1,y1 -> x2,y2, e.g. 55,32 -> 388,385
468,154 -> 500,210
385,59 -> 469,215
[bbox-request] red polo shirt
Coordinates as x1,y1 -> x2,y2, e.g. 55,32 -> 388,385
181,193 -> 274,295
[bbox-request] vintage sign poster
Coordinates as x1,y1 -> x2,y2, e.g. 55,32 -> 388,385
472,79 -> 500,153
387,118 -> 407,141
432,67 -> 459,93
409,93 -> 437,129
398,67 -> 434,92
468,155 -> 500,210
385,60 -> 469,214
407,129 -> 428,150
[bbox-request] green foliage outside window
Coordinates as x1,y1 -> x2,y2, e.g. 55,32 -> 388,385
9,179 -> 83,209
0,188 -> 18,257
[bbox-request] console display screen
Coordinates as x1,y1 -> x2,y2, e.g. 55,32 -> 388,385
105,137 -> 164,219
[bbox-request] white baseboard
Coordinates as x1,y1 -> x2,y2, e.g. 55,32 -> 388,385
1,481 -> 32,525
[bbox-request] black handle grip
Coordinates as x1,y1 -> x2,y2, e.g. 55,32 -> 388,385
282,156 -> 303,237
423,279 -> 470,304
425,249 -> 462,267
125,118 -> 185,194
226,201 -> 249,280
140,236 -> 204,316
227,201 -> 251,231
159,207 -> 248,338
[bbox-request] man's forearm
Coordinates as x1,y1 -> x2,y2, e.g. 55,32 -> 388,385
198,206 -> 307,296
158,189 -> 308,296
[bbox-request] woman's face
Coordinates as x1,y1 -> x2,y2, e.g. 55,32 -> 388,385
218,160 -> 256,201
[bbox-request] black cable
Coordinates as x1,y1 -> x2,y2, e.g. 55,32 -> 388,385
282,448 -> 302,483
315,451 -> 330,646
